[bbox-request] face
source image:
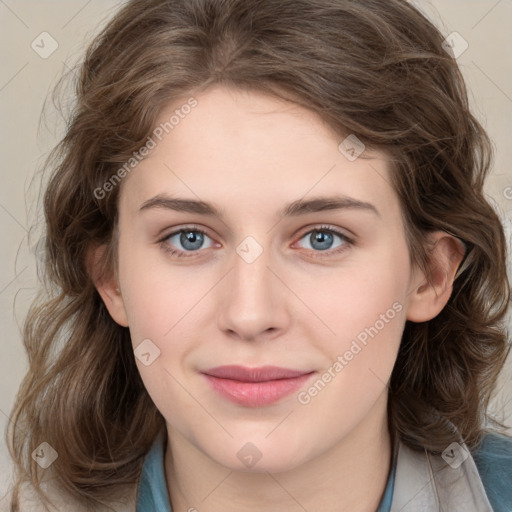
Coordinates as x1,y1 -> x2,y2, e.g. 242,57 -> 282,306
104,85 -> 419,473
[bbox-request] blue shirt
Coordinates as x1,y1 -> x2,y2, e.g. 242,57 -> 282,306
136,431 -> 512,511
472,432 -> 512,512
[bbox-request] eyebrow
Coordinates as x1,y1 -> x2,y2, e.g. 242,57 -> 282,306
139,194 -> 380,218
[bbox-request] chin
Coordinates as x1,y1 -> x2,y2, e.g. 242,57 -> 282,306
206,440 -> 309,474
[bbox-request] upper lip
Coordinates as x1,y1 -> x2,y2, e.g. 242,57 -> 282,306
202,365 -> 312,382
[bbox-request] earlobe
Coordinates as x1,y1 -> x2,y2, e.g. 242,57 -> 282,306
87,243 -> 129,327
406,232 -> 465,323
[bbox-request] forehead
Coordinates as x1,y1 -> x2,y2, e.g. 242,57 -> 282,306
120,86 -> 400,221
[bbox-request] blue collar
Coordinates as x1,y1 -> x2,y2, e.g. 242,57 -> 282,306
136,432 -> 173,511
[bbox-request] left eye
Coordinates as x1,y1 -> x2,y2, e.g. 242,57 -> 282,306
164,229 -> 215,252
296,228 -> 349,252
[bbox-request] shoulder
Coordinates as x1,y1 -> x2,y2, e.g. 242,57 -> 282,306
2,480 -> 137,512
472,431 -> 512,512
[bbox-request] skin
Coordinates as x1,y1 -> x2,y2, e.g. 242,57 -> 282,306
93,85 -> 464,512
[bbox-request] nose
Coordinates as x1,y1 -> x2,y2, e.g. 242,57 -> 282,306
216,241 -> 291,342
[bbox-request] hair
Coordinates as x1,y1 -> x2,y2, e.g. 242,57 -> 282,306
7,0 -> 511,509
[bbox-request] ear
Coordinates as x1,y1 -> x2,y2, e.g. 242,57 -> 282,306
406,231 -> 466,323
87,243 -> 129,327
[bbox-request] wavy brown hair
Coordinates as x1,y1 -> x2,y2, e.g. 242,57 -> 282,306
7,0 -> 511,509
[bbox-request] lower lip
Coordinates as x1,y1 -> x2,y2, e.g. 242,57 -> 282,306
203,373 -> 315,407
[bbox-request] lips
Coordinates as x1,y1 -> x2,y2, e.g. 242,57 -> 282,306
202,365 -> 315,407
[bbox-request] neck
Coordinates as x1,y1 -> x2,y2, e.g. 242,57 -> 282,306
164,394 -> 393,512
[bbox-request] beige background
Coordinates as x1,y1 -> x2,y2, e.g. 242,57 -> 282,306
0,0 -> 511,502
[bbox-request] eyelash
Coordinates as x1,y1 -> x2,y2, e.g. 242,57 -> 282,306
158,226 -> 211,258
158,225 -> 354,259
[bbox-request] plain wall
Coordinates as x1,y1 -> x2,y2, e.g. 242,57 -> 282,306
1,0 -> 511,503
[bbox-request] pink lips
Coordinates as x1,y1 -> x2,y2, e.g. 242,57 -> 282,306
202,365 -> 314,407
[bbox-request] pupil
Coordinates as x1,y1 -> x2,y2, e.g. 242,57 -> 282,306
181,231 -> 203,250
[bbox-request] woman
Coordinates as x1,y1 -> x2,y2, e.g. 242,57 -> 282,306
6,0 -> 512,510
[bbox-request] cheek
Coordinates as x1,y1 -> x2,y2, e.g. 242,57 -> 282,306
292,242 -> 410,402
118,240 -> 208,342
296,272 -> 407,433
296,247 -> 409,344
117,244 -> 214,402
119,256 -> 198,425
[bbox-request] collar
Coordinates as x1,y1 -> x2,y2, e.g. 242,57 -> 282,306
391,438 -> 493,511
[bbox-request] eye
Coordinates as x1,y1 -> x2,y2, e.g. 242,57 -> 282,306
295,226 -> 352,255
160,227 -> 216,256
